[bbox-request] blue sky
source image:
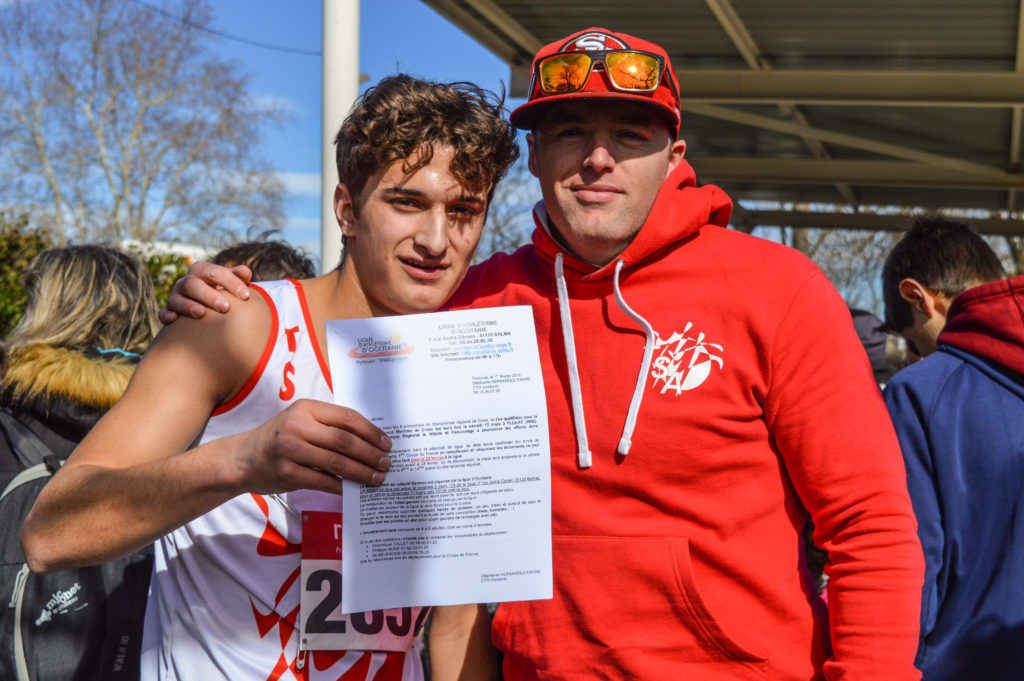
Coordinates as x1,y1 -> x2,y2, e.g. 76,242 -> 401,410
205,0 -> 523,262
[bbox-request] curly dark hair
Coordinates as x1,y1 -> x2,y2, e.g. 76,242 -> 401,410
334,74 -> 520,214
212,237 -> 316,281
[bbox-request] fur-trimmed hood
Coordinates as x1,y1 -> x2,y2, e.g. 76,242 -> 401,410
1,344 -> 138,479
1,344 -> 136,411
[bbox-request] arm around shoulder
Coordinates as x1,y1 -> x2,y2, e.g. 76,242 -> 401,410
159,261 -> 252,323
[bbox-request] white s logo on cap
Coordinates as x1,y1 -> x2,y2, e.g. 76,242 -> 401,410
573,34 -> 608,51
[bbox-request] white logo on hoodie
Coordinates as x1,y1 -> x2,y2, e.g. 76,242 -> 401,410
650,323 -> 723,394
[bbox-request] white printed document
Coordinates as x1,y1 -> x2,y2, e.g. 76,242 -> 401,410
325,306 -> 552,614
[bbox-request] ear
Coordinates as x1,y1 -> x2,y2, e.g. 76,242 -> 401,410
898,278 -> 945,318
334,184 -> 357,237
666,139 -> 687,175
526,132 -> 540,178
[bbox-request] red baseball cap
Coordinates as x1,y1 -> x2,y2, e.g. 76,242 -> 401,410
510,27 -> 681,138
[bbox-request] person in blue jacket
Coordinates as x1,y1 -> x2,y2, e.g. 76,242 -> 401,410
882,215 -> 1024,680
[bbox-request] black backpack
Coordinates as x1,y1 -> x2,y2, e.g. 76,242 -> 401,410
0,410 -> 153,681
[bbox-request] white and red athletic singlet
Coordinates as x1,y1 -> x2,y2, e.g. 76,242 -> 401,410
141,279 -> 426,681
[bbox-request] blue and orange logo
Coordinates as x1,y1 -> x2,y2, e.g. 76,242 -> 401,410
348,331 -> 415,359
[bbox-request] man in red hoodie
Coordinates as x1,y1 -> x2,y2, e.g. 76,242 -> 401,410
166,28 -> 924,681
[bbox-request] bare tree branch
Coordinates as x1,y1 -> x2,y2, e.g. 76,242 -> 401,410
474,161 -> 535,263
0,0 -> 287,245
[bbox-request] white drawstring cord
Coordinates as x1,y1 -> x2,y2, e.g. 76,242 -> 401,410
611,260 -> 655,455
555,253 -> 593,468
554,254 -> 655,464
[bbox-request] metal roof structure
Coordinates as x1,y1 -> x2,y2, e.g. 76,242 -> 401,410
422,0 -> 1024,235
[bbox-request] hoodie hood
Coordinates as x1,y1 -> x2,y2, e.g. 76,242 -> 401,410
938,273 -> 1024,378
531,159 -> 733,280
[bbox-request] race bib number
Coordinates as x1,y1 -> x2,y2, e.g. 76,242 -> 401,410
299,510 -> 426,652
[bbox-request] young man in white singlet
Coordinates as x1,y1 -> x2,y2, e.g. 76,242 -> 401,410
21,75 -> 519,681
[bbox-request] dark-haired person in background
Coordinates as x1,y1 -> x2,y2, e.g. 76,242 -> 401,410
881,214 -> 1006,358
882,215 -> 1024,680
212,234 -> 317,283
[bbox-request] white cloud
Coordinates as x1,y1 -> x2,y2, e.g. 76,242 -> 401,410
251,93 -> 302,117
279,172 -> 322,197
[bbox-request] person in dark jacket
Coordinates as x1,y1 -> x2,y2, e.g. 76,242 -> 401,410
1,244 -> 160,681
850,307 -> 900,387
882,216 -> 1024,680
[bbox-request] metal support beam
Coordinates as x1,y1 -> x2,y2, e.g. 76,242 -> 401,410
1008,0 -> 1024,211
703,0 -> 857,206
677,70 -> 1024,107
691,157 -> 1024,188
461,0 -> 542,56
422,0 -> 535,67
686,103 -> 1009,178
704,0 -> 765,70
744,210 -> 1024,237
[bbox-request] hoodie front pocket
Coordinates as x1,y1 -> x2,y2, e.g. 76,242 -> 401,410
494,534 -> 768,681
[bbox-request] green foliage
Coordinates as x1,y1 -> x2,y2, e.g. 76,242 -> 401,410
0,215 -> 190,338
0,215 -> 52,338
126,246 -> 191,309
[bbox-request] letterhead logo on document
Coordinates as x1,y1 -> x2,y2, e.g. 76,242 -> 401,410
348,330 -> 415,359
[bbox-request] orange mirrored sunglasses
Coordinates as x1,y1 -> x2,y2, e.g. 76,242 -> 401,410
535,50 -> 676,97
